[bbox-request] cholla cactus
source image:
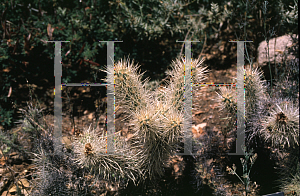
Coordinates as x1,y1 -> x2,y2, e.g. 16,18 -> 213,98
135,57 -> 207,180
30,132 -> 74,196
216,65 -> 268,121
280,163 -> 300,196
164,57 -> 208,112
99,57 -> 208,181
130,99 -> 175,180
21,56 -> 208,193
72,125 -> 141,185
130,94 -> 186,180
100,58 -> 153,115
281,173 -> 300,196
216,64 -> 270,148
216,85 -> 237,116
243,65 -> 268,115
259,98 -> 299,149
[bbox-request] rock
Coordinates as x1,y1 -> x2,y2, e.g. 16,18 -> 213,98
1,191 -> 10,196
0,168 -> 8,176
192,123 -> 207,139
61,136 -> 72,150
256,34 -> 298,81
257,34 -> 298,66
18,179 -> 30,188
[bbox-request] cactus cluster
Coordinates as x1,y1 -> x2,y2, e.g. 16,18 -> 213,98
216,64 -> 299,150
28,55 -> 207,195
216,65 -> 269,123
16,54 -> 298,195
72,124 -> 141,184
216,61 -> 299,196
14,56 -> 207,195
260,98 -> 299,149
97,57 -> 208,182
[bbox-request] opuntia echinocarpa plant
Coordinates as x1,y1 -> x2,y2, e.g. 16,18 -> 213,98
26,56 -> 208,195
74,56 -> 209,182
216,64 -> 299,150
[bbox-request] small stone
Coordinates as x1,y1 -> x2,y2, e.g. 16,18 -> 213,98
61,136 -> 72,150
1,191 -> 9,196
18,179 -> 30,188
257,34 -> 298,66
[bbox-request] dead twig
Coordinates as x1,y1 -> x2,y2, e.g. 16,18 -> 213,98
179,27 -> 192,57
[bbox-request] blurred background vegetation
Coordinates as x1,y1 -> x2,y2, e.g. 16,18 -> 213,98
0,0 -> 298,128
